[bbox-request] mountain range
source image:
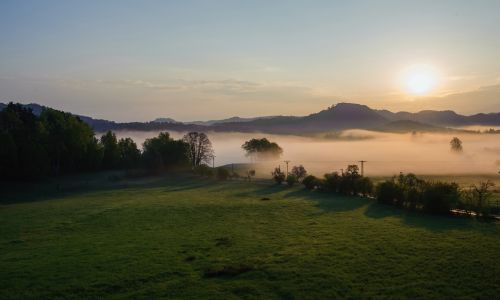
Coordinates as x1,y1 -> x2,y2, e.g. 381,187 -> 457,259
1,102 -> 499,134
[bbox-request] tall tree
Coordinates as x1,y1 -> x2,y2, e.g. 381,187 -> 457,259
142,132 -> 188,170
40,108 -> 99,174
100,131 -> 120,169
117,137 -> 140,169
182,132 -> 214,167
0,103 -> 48,179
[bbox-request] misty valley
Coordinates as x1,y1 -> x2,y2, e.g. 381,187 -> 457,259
112,129 -> 500,177
2,2 -> 500,299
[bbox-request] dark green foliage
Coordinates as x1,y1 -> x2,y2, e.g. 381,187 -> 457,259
271,167 -> 286,184
0,103 -> 103,180
242,138 -> 283,160
338,165 -> 361,195
376,180 -> 403,205
142,132 -> 189,170
376,173 -> 461,215
315,165 -> 374,197
422,182 -> 460,214
286,174 -> 298,186
355,176 -> 374,197
460,181 -> 496,218
0,103 -> 49,179
302,175 -> 320,190
216,167 -> 230,180
117,137 -> 141,169
323,172 -> 342,192
0,103 -> 198,180
40,108 -> 102,174
100,131 -> 120,169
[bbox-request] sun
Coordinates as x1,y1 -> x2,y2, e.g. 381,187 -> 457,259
402,64 -> 440,96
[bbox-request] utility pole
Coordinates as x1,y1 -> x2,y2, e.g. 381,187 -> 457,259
358,160 -> 367,176
340,168 -> 344,176
212,155 -> 216,168
284,160 -> 291,175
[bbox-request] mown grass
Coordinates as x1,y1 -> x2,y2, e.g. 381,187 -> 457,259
1,174 -> 499,299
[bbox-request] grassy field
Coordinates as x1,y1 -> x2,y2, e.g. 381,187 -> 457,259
1,174 -> 499,299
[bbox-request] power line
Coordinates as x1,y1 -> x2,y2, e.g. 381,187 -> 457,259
283,160 -> 291,175
358,160 -> 367,176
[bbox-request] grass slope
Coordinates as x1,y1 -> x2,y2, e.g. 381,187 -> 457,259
1,175 -> 499,299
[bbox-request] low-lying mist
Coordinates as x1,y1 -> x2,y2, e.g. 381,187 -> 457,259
110,130 -> 500,176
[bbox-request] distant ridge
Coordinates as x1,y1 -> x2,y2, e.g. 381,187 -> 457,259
1,101 -> 499,134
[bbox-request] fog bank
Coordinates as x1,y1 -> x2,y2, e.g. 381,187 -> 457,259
110,130 -> 500,176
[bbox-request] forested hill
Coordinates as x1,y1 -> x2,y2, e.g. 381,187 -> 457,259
1,102 -> 499,134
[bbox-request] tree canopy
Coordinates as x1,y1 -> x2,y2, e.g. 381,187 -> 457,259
242,138 -> 283,161
183,132 -> 214,167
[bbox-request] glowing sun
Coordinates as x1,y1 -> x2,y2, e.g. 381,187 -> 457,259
402,64 -> 440,95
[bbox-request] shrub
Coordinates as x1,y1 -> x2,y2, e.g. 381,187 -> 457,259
302,175 -> 319,190
376,180 -> 403,205
460,181 -> 495,218
323,172 -> 341,192
355,176 -> 374,197
286,174 -> 298,186
216,167 -> 230,180
271,167 -> 285,185
422,182 -> 460,214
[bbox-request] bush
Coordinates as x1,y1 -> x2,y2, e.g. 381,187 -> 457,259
356,176 -> 374,197
461,181 -> 495,218
302,175 -> 319,190
286,174 -> 298,186
216,167 -> 230,180
422,182 -> 460,214
376,173 -> 461,215
322,172 -> 341,192
271,167 -> 285,185
376,180 -> 403,205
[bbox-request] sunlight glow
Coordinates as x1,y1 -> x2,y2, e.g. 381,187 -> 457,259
402,64 -> 440,95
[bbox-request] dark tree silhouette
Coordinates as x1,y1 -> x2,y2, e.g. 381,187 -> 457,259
242,138 -> 283,161
271,167 -> 286,184
291,165 -> 307,181
183,132 -> 214,167
143,132 -> 188,170
101,131 -> 120,169
117,137 -> 141,168
450,137 -> 463,152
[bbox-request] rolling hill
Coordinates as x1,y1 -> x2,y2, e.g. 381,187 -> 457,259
1,101 -> 499,134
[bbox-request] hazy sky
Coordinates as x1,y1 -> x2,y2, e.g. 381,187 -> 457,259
1,0 -> 499,121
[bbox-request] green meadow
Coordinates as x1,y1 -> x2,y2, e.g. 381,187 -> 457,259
1,174 -> 499,299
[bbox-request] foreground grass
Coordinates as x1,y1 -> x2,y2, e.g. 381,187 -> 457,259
1,175 -> 499,299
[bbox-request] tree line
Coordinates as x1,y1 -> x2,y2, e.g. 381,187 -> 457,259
0,103 -> 213,180
266,160 -> 496,218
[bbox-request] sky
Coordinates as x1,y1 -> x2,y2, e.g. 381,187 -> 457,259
1,0 -> 500,121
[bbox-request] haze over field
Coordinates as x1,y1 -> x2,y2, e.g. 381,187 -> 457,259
113,130 -> 500,176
